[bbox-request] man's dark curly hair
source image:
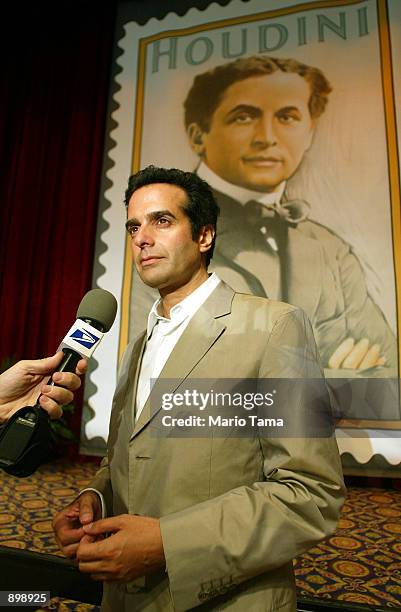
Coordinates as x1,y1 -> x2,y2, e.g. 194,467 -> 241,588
124,165 -> 220,267
184,55 -> 332,131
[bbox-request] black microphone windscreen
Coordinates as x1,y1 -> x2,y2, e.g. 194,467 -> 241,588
76,288 -> 117,332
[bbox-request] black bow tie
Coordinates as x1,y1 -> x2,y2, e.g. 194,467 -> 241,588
244,199 -> 310,230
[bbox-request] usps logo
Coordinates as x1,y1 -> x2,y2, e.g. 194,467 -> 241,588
59,320 -> 104,358
69,328 -> 100,349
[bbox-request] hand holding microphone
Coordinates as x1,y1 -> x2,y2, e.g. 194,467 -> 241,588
0,352 -> 87,424
0,288 -> 117,477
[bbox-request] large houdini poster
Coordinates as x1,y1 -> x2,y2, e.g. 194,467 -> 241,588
82,0 -> 401,469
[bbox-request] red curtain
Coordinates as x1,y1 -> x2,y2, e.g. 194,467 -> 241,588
0,2 -> 116,364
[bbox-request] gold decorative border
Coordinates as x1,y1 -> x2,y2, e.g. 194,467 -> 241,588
346,0 -> 401,429
119,0 -> 401,428
378,0 -> 401,365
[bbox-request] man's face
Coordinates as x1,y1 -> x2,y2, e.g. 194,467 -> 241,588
126,183 -> 209,294
188,71 -> 315,192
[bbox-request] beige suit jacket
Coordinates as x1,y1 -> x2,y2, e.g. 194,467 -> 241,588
90,282 -> 345,611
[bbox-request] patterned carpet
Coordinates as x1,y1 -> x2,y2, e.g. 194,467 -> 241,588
0,459 -> 400,610
294,488 -> 401,608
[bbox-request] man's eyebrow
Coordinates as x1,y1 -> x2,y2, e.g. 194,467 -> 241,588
125,209 -> 177,230
225,104 -> 261,118
224,104 -> 303,119
276,105 -> 302,114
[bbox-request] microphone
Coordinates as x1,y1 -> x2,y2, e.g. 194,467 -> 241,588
49,288 -> 118,382
0,289 -> 117,477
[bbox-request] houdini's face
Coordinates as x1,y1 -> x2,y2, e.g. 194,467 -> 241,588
188,70 -> 315,192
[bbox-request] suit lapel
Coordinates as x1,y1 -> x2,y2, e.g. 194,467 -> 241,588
131,282 -> 234,439
120,332 -> 147,433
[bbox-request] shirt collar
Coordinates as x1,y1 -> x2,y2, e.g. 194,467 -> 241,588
197,162 -> 286,206
146,273 -> 221,338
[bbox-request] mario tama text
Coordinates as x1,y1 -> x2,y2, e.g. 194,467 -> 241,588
149,378 -> 335,438
162,413 -> 283,429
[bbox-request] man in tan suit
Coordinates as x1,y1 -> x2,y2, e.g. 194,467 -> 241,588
53,167 -> 344,611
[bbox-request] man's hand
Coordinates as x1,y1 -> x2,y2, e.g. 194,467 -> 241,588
0,351 -> 87,423
328,337 -> 385,370
76,514 -> 165,582
52,491 -> 102,559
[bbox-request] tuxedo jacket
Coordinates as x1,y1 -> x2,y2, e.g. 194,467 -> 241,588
210,190 -> 397,375
91,282 -> 345,611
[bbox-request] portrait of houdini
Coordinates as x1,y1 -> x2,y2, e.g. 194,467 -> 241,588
129,55 -> 397,390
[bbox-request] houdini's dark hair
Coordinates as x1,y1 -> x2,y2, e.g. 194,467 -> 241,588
184,55 -> 332,131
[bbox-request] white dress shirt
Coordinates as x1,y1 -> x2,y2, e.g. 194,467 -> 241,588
135,273 -> 221,421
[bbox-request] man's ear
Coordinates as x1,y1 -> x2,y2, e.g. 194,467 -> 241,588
198,224 -> 215,254
187,123 -> 206,157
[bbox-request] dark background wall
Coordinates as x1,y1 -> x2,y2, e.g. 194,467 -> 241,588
0,1 -> 116,364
